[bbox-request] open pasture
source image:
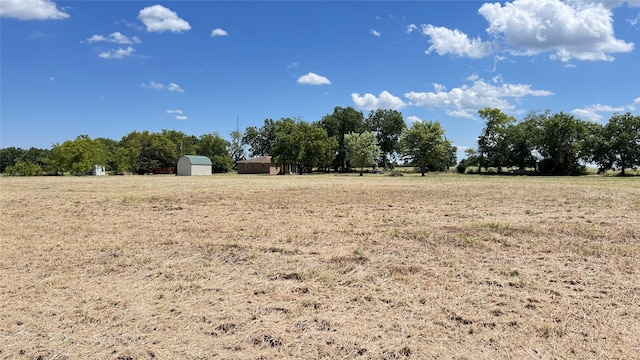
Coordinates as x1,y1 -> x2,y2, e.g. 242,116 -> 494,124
1,174 -> 639,359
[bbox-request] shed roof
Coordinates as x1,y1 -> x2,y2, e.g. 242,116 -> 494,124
182,155 -> 212,165
237,156 -> 273,164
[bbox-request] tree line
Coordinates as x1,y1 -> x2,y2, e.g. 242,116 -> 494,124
461,109 -> 639,175
1,106 -> 638,176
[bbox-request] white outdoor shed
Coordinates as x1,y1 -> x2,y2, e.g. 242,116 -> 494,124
177,155 -> 212,176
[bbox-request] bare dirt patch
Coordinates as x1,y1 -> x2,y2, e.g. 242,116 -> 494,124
1,174 -> 638,359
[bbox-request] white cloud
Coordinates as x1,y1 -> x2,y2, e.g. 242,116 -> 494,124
0,0 -> 69,20
211,28 -> 228,37
571,103 -> 630,122
404,78 -> 553,118
406,24 -> 418,34
297,72 -> 331,85
167,82 -> 185,93
138,5 -> 191,33
86,32 -> 140,44
371,29 -> 381,37
478,0 -> 634,61
166,109 -> 187,120
287,62 -> 299,69
98,47 -> 135,59
633,97 -> 640,105
406,116 -> 422,123
142,81 -> 164,90
351,91 -> 407,111
142,81 -> 185,92
422,24 -> 497,59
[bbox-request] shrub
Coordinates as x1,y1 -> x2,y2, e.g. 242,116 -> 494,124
4,161 -> 43,176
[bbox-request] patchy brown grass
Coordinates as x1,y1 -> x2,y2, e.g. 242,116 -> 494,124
1,174 -> 638,359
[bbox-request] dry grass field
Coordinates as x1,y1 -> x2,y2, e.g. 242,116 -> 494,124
1,173 -> 639,359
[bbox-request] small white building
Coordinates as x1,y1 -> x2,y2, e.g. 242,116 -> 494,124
92,165 -> 106,176
177,155 -> 213,176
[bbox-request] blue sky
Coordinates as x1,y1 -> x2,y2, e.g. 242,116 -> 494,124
1,0 -> 639,157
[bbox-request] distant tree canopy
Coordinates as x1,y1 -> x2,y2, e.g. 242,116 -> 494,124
462,108 -> 640,176
2,106 -> 638,176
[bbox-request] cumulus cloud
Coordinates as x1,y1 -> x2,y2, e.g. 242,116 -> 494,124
211,28 -> 228,37
85,32 -> 141,44
371,29 -> 381,37
351,91 -> 407,111
419,0 -> 633,62
138,5 -> 191,33
0,0 -> 69,20
571,103 -> 632,122
422,25 -> 497,59
633,97 -> 640,105
478,0 -> 634,61
98,47 -> 135,59
406,115 -> 423,123
142,81 -> 185,92
297,72 -> 331,85
404,77 -> 553,118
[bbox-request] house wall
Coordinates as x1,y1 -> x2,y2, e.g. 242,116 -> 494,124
238,162 -> 280,174
176,157 -> 191,176
190,164 -> 212,176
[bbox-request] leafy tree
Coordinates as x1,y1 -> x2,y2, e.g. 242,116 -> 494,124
162,129 -> 198,156
243,119 -> 277,157
320,106 -> 366,172
593,113 -> 640,175
270,118 -> 303,173
118,131 -> 178,174
113,146 -> 140,174
400,121 -> 452,176
197,133 -> 233,172
298,122 -> 337,173
0,147 -> 26,173
504,115 -> 539,172
228,130 -> 246,168
344,131 -> 380,176
4,161 -> 43,176
534,111 -> 589,175
94,137 -> 118,171
364,109 -> 406,169
477,108 -> 516,173
45,135 -> 107,175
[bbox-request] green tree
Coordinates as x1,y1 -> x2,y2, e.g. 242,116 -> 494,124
364,109 -> 406,169
593,113 -> 640,175
298,122 -> 337,173
118,131 -> 178,174
320,106 -> 366,172
0,147 -> 26,173
400,121 -> 452,176
4,161 -> 43,176
45,135 -> 107,175
504,115 -> 539,172
243,119 -> 277,157
228,130 -> 246,168
534,111 -> 589,175
197,133 -> 233,173
162,129 -> 198,156
477,108 -> 516,173
344,131 -> 380,176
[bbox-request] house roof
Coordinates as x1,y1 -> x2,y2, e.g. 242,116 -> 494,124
237,156 -> 273,164
182,155 -> 212,165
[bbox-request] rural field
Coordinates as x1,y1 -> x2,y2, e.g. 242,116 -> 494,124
0,173 -> 638,359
